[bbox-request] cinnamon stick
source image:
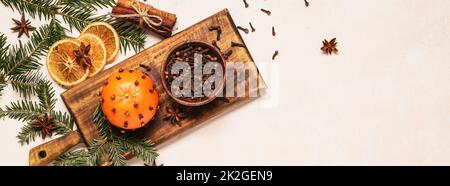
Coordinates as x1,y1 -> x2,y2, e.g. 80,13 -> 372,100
112,0 -> 177,38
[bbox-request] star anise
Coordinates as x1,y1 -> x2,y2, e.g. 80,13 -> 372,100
31,113 -> 57,139
321,38 -> 339,55
163,105 -> 186,126
11,13 -> 36,38
74,42 -> 92,68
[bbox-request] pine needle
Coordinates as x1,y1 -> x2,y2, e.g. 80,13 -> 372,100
36,80 -> 56,112
0,34 -> 8,62
17,122 -> 40,145
0,100 -> 43,122
117,136 -> 158,164
87,139 -> 108,166
59,3 -> 95,32
51,110 -> 75,135
108,140 -> 127,166
93,104 -> 112,139
54,149 -> 91,166
0,73 -> 6,97
9,71 -> 44,99
61,0 -> 115,10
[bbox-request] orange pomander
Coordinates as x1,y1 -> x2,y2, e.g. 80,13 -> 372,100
101,69 -> 159,130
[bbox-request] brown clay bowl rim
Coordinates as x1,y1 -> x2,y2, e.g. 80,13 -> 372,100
160,40 -> 227,107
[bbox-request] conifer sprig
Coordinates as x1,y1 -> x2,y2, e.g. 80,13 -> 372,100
0,73 -> 6,97
17,123 -> 42,145
61,0 -> 115,10
8,71 -> 44,98
53,149 -> 91,166
1,23 -> 64,77
0,80 -> 75,145
54,105 -> 158,166
51,110 -> 75,135
0,22 -> 65,98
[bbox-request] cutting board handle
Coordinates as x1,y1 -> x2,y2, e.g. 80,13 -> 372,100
29,131 -> 83,166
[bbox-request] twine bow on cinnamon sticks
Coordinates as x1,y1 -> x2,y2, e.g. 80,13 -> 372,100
111,0 -> 177,38
112,1 -> 163,29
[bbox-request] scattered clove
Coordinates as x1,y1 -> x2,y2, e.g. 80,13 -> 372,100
243,0 -> 249,8
304,0 -> 310,7
249,22 -> 255,32
261,9 -> 272,16
272,26 -> 276,37
208,25 -> 222,41
272,50 -> 279,60
237,26 -> 249,34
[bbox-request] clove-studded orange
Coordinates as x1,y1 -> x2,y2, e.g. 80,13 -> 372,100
101,69 -> 159,130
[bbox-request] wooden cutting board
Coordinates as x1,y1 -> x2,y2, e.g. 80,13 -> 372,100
29,9 -> 266,165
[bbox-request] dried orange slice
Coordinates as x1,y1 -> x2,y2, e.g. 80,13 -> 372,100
77,34 -> 107,77
81,22 -> 120,63
47,39 -> 89,87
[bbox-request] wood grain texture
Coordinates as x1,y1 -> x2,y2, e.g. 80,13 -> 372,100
29,131 -> 82,166
61,9 -> 266,148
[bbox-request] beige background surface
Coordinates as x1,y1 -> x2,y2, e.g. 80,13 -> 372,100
1,0 -> 450,165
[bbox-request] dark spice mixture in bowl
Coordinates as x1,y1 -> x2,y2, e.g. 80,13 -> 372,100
161,41 -> 226,107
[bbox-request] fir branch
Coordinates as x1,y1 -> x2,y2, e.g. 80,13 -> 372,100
0,0 -> 57,20
87,139 -> 108,166
58,4 -> 95,32
2,24 -> 65,76
93,104 -> 112,139
54,149 -> 91,166
108,140 -> 127,166
0,35 -> 7,97
61,0 -> 115,10
9,71 -> 44,99
17,122 -> 40,145
3,42 -> 40,76
1,102 -> 74,145
36,80 -> 56,112
0,34 -> 8,63
0,73 -> 6,97
0,100 -> 42,122
50,18 -> 69,36
117,136 -> 158,164
115,22 -> 146,54
51,110 -> 74,135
